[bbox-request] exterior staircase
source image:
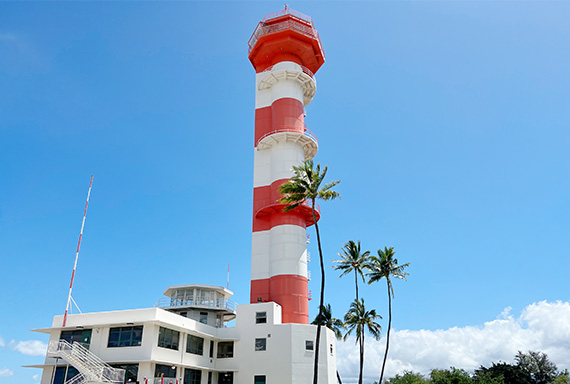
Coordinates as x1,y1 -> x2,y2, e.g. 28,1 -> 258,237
47,340 -> 125,384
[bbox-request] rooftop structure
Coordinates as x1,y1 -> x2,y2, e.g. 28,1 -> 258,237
154,284 -> 237,324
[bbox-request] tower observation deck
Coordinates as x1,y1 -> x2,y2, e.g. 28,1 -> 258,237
248,7 -> 325,324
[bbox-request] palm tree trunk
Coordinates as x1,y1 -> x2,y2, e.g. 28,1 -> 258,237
354,271 -> 359,302
379,282 -> 392,384
313,199 -> 325,384
359,331 -> 365,384
336,370 -> 343,384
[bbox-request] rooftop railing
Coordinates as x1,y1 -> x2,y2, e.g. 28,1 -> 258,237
154,298 -> 236,312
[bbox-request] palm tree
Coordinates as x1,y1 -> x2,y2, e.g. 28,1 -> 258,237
312,303 -> 344,340
333,240 -> 371,301
312,304 -> 346,384
279,159 -> 340,384
367,247 -> 410,384
344,299 -> 382,384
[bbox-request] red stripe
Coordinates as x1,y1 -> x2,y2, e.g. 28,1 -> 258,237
253,179 -> 287,213
251,275 -> 309,324
76,234 -> 82,253
254,98 -> 305,146
69,270 -> 75,289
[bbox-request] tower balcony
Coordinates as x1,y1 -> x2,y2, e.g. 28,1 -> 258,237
248,7 -> 325,74
256,128 -> 318,160
254,198 -> 321,227
258,62 -> 317,106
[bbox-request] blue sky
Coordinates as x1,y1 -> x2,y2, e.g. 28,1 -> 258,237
1,1 -> 569,383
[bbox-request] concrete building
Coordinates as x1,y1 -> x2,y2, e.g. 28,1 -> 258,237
30,7 -> 335,384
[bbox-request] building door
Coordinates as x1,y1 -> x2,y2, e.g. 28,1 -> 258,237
218,372 -> 233,384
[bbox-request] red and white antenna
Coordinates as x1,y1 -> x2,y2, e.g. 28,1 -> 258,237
63,175 -> 93,327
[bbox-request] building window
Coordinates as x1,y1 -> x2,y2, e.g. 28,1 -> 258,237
110,364 -> 139,384
158,326 -> 179,350
209,340 -> 214,358
60,329 -> 92,348
208,371 -> 212,384
184,368 -> 202,384
53,366 -> 79,384
186,335 -> 204,355
200,312 -> 208,324
255,338 -> 266,351
108,326 -> 143,348
219,372 -> 233,384
305,340 -> 314,351
255,312 -> 267,324
254,376 -> 266,384
155,364 -> 176,378
330,344 -> 334,356
217,341 -> 234,358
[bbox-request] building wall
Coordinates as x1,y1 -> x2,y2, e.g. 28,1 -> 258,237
234,303 -> 336,384
38,302 -> 336,384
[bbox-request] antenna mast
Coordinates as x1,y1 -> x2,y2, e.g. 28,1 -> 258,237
63,175 -> 93,327
227,264 -> 230,289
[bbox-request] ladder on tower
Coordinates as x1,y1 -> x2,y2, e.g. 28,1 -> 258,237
47,340 -> 125,384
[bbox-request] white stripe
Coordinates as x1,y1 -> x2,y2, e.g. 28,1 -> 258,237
251,225 -> 307,280
253,142 -> 306,188
255,61 -> 306,109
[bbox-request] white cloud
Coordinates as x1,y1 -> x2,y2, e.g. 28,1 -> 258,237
336,301 -> 570,384
33,374 -> 40,381
10,340 -> 48,356
0,368 -> 14,377
0,335 -> 5,347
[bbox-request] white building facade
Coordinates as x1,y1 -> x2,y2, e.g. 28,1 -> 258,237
31,284 -> 337,384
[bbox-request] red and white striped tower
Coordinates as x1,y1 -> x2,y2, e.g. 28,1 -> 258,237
248,8 -> 325,324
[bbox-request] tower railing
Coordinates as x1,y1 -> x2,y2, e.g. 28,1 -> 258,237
256,128 -> 318,147
248,19 -> 321,54
261,63 -> 315,79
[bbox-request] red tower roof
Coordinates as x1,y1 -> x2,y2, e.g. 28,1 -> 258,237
248,8 -> 325,74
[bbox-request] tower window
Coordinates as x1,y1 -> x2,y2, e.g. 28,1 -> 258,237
305,340 -> 314,351
254,376 -> 266,384
255,312 -> 267,324
255,338 -> 266,351
200,312 -> 208,324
